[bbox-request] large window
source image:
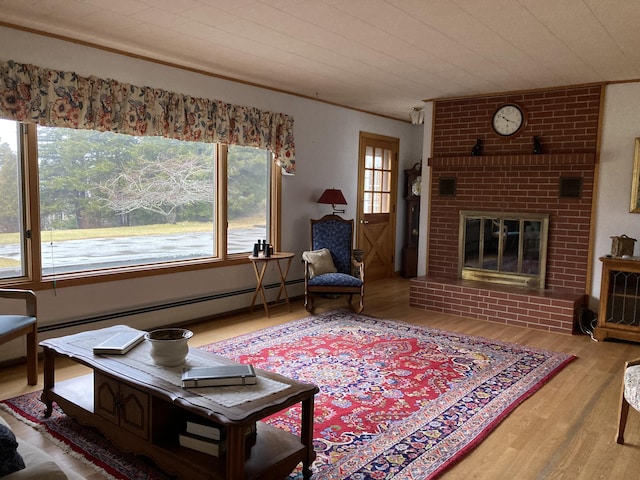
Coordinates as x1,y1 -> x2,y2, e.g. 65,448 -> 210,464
0,120 -> 25,278
0,119 -> 275,284
226,146 -> 270,256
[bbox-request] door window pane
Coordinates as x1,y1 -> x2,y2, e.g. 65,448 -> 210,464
363,192 -> 372,214
364,169 -> 373,190
374,170 -> 382,190
381,192 -> 390,212
382,171 -> 391,191
363,146 -> 393,214
374,148 -> 383,169
383,150 -> 392,170
365,146 -> 373,169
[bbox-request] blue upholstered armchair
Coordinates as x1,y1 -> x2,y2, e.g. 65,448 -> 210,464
303,215 -> 364,313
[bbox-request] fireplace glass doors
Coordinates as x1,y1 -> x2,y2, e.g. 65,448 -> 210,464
458,211 -> 549,288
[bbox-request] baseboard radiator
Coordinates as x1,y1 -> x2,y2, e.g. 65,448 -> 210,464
38,278 -> 303,334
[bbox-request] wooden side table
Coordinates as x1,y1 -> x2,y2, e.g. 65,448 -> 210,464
248,252 -> 294,317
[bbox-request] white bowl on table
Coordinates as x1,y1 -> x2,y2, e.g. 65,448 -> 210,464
145,328 -> 193,366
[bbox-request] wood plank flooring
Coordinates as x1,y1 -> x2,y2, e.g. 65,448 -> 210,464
2,276 -> 640,479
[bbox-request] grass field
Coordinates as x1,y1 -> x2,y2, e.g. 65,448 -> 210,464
0,217 -> 265,268
0,217 -> 265,245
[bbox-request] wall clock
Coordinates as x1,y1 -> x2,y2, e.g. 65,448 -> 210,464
492,103 -> 525,137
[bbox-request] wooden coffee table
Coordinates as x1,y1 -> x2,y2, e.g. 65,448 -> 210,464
40,325 -> 319,480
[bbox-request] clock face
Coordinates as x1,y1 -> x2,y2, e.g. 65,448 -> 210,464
411,176 -> 421,196
492,104 -> 524,137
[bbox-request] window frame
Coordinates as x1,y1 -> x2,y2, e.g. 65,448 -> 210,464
3,123 -> 281,290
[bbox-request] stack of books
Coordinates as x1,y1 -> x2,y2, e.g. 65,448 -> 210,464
178,421 -> 257,457
178,421 -> 226,457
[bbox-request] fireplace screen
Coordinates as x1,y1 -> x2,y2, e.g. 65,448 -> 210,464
458,211 -> 549,288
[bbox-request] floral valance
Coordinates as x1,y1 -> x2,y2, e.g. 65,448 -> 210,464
0,59 -> 295,173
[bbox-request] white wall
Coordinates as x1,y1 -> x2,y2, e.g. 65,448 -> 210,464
590,82 -> 640,310
417,102 -> 434,277
0,27 -> 422,358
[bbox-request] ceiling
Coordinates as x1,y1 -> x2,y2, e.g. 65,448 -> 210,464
2,0 -> 640,121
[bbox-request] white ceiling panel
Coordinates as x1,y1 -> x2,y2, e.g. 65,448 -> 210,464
82,0 -> 149,15
0,0 -> 638,120
178,6 -> 242,26
140,0 -> 202,14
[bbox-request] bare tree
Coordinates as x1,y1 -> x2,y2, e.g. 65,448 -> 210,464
98,156 -> 214,223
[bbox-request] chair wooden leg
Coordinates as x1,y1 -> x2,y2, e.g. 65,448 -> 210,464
617,389 -> 630,444
304,294 -> 314,313
26,327 -> 38,385
355,296 -> 364,314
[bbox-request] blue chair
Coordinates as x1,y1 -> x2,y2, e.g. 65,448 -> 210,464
303,215 -> 364,313
0,289 -> 38,385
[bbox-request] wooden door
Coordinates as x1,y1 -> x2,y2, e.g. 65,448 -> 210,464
357,132 -> 399,280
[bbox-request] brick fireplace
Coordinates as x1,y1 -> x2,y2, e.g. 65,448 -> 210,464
409,85 -> 602,334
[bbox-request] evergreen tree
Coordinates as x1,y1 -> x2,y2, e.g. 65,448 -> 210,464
0,142 -> 19,233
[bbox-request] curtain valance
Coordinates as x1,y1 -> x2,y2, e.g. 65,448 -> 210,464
0,59 -> 295,173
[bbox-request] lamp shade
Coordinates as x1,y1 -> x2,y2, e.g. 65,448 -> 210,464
317,188 -> 347,213
317,188 -> 347,206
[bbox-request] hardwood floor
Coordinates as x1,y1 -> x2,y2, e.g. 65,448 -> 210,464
2,276 -> 640,479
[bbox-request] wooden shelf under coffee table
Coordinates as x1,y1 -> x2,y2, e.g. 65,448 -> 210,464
40,325 -> 319,480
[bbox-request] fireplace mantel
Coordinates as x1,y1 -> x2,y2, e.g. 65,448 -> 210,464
428,153 -> 596,168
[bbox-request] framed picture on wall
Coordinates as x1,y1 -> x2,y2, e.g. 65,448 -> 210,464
631,138 -> 640,213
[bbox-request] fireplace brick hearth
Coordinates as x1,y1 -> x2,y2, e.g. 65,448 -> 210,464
410,276 -> 586,334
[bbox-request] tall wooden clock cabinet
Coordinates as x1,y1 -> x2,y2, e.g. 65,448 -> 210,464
401,162 -> 421,278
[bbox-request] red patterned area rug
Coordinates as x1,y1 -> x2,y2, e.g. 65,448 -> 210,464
1,310 -> 575,479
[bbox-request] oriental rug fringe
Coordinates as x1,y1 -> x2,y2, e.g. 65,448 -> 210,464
1,310 -> 575,479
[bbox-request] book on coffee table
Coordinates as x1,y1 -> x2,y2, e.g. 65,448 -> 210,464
178,431 -> 226,456
184,420 -> 257,441
181,364 -> 257,387
186,420 -> 223,440
93,331 -> 145,355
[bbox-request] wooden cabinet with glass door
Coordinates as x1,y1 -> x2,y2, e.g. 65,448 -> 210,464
596,256 -> 640,343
